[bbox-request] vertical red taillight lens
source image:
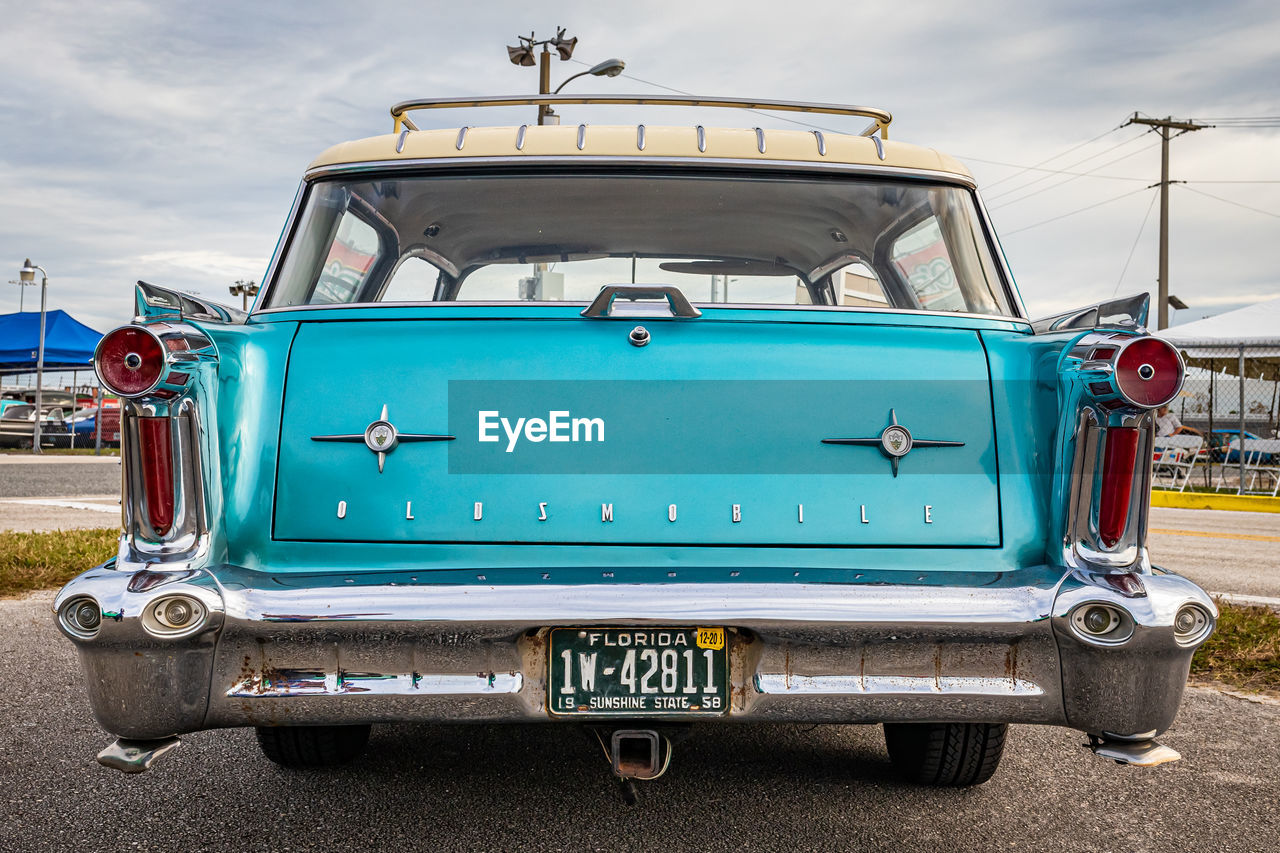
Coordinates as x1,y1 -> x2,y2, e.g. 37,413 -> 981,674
137,417 -> 174,535
1098,427 -> 1140,548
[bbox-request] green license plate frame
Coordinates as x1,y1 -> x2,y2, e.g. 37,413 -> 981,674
547,627 -> 729,717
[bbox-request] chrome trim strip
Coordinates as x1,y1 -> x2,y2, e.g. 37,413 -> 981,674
253,299 -> 1029,326
871,136 -> 886,161
227,670 -> 522,698
754,127 -> 766,154
754,673 -> 1044,697
395,129 -> 409,154
303,155 -> 976,187
576,123 -> 586,150
515,124 -> 527,150
455,127 -> 468,151
636,124 -> 645,151
812,130 -> 825,156
696,126 -> 706,152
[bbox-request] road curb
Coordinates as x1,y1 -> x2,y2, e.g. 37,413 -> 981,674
1152,490 -> 1280,513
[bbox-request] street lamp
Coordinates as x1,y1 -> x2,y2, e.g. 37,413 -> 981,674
506,29 -> 626,125
229,280 -> 259,311
554,58 -> 627,93
18,259 -> 49,454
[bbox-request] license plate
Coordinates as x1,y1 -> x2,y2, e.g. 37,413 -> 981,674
548,627 -> 729,716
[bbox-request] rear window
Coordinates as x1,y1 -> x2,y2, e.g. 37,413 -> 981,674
266,171 -> 1013,316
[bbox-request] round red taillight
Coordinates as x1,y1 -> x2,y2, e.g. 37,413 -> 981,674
95,327 -> 165,397
1115,337 -> 1183,409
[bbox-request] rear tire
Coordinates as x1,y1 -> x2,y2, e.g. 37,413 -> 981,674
255,724 -> 370,769
883,722 -> 1007,786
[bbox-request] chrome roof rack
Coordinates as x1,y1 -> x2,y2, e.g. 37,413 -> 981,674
390,95 -> 893,139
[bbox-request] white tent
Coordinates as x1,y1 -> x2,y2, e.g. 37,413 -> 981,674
1156,296 -> 1280,460
1158,295 -> 1280,378
1157,292 -> 1280,368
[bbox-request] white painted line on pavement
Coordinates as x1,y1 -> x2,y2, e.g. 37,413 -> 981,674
3,498 -> 120,514
1211,592 -> 1280,608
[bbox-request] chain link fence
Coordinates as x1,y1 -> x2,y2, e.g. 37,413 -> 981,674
1157,343 -> 1280,495
0,368 -> 116,453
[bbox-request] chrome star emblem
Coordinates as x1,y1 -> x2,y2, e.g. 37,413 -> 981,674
312,404 -> 455,473
822,408 -> 964,477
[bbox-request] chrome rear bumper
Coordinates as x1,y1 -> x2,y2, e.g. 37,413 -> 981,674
54,563 -> 1215,740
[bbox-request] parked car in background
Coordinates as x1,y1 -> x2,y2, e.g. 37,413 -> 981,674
1201,429 -> 1277,464
0,403 -> 69,448
55,407 -> 122,448
56,94 -> 1215,790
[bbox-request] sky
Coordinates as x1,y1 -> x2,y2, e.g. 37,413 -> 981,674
1,0 -> 1278,339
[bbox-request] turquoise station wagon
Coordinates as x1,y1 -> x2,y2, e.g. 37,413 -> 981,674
56,95 -> 1214,789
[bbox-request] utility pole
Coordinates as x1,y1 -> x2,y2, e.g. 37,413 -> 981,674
1122,114 -> 1211,329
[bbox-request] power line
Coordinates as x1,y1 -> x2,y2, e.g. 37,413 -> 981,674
962,158 -> 1149,181
1002,186 -> 1153,236
1112,189 -> 1160,296
1178,185 -> 1280,220
1193,115 -> 1280,126
988,138 -> 1161,208
970,122 -> 1125,189
985,131 -> 1155,202
566,58 -> 849,134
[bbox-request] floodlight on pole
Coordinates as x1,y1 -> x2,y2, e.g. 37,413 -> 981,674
229,280 -> 259,311
18,259 -> 49,454
505,29 -> 626,125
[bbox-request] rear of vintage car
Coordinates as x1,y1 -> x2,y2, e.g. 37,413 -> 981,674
56,115 -> 1215,783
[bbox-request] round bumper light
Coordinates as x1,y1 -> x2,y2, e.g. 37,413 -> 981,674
1082,605 -> 1119,635
61,597 -> 102,638
1173,604 -> 1213,646
143,595 -> 206,637
1070,603 -> 1133,645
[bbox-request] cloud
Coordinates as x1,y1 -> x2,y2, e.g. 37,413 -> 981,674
0,0 -> 1276,331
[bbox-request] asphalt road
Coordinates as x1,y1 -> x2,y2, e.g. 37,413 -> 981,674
0,458 -> 120,498
1149,507 -> 1280,598
1,592 -> 1277,853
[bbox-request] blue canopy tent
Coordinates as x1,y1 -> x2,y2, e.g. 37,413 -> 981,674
1,311 -> 107,451
0,310 -> 103,373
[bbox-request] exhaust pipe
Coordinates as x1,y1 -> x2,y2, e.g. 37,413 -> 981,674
97,736 -> 181,773
610,729 -> 669,781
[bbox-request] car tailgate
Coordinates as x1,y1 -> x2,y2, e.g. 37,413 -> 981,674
274,315 -> 999,546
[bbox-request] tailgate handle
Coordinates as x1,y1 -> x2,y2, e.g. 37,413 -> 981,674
581,285 -> 702,319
